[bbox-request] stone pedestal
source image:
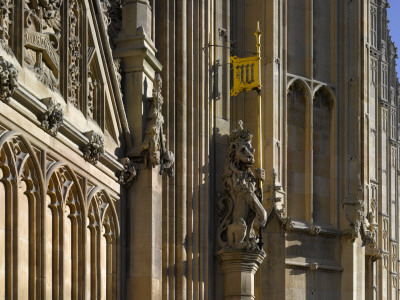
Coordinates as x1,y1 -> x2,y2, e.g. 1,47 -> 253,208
216,248 -> 266,300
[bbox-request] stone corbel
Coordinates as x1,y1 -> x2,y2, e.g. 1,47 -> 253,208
39,98 -> 64,137
117,157 -> 137,188
141,73 -> 174,176
0,56 -> 18,103
342,199 -> 364,241
265,169 -> 293,231
83,131 -> 105,164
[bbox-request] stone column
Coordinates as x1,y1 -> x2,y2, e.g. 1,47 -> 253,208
114,1 -> 163,299
216,249 -> 266,300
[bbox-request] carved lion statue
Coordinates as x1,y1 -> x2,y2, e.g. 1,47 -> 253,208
217,121 -> 267,250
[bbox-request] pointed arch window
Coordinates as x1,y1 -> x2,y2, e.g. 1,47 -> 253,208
370,5 -> 377,48
286,81 -> 336,226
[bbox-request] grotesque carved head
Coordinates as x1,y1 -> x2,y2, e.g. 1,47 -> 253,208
227,120 -> 255,169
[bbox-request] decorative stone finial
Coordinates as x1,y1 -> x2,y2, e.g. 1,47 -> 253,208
0,56 -> 18,102
83,131 -> 105,164
39,98 -> 64,136
216,121 -> 267,250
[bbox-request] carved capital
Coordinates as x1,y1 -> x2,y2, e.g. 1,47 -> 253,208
39,98 -> 64,136
83,131 -> 105,164
216,248 -> 265,300
0,56 -> 18,102
216,248 -> 266,274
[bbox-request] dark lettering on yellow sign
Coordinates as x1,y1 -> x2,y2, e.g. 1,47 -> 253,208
230,56 -> 260,96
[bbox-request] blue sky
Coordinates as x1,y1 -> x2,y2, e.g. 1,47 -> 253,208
388,0 -> 400,76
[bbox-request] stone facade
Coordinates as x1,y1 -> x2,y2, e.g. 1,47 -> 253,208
0,0 -> 399,299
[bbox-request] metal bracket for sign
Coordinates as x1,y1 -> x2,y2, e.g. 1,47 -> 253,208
202,43 -> 257,56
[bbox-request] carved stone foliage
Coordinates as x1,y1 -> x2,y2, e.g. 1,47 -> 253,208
100,0 -> 125,49
113,58 -> 122,93
87,68 -> 95,118
68,0 -> 82,107
142,73 -> 174,176
0,0 -> 13,53
24,0 -> 63,90
83,131 -> 104,164
118,157 -> 136,188
39,98 -> 63,136
0,56 -> 18,102
216,121 -> 267,250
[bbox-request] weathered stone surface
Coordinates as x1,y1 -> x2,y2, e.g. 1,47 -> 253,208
217,121 -> 267,250
39,98 -> 63,136
83,131 -> 105,164
0,56 -> 18,102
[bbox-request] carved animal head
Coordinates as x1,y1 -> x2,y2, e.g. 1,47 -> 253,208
227,121 -> 255,169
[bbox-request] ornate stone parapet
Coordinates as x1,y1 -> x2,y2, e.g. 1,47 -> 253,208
216,248 -> 266,300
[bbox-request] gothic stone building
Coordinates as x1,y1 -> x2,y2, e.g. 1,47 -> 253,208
0,0 -> 399,299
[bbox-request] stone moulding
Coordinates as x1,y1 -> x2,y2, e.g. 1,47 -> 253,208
83,131 -> 105,164
216,248 -> 266,274
216,248 -> 265,300
39,98 -> 64,137
0,56 -> 18,102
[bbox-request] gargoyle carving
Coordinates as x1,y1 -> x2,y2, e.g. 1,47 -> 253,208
343,177 -> 376,246
118,157 -> 137,188
0,56 -> 18,102
142,73 -> 174,176
83,131 -> 104,164
217,121 -> 267,250
39,98 -> 63,136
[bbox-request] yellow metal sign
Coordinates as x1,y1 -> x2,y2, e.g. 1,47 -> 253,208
230,55 -> 260,96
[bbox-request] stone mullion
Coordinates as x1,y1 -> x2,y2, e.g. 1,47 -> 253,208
305,94 -> 313,224
60,0 -> 69,103
186,0 -> 194,298
4,168 -> 14,300
13,0 -> 24,64
305,0 -> 313,79
29,186 -> 37,300
155,0 -> 176,298
175,0 -> 188,299
81,5 -> 89,117
70,214 -> 78,300
198,0 -> 209,298
192,0 -> 203,298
